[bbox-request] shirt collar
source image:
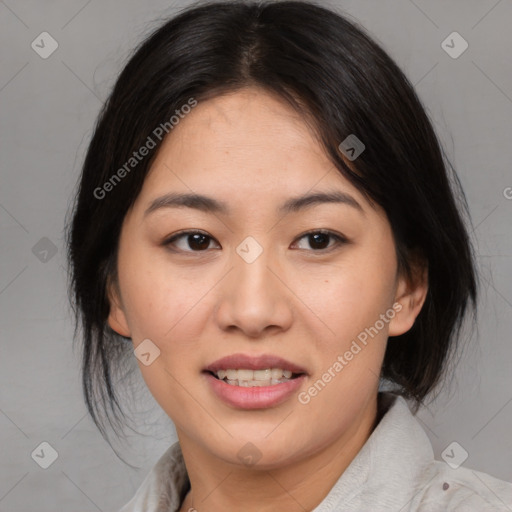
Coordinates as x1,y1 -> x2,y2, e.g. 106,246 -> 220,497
311,392 -> 435,511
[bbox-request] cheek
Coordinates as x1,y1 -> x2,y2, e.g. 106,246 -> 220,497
303,258 -> 395,342
116,247 -> 182,338
299,267 -> 392,418
298,246 -> 396,387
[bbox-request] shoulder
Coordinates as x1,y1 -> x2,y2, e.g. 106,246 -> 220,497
411,461 -> 512,511
356,393 -> 512,512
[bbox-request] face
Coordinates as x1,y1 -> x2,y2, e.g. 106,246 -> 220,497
108,87 -> 427,469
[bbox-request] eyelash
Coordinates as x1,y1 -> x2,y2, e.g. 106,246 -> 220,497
162,229 -> 348,254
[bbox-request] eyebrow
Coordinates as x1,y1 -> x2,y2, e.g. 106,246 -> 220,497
143,190 -> 365,218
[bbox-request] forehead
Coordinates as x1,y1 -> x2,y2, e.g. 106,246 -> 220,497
135,88 -> 371,217
154,88 -> 327,169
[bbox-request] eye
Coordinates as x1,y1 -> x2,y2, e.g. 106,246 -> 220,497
163,230 -> 220,252
163,229 -> 347,253
292,230 -> 347,252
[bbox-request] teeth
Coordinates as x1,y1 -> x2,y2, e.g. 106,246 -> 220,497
213,368 -> 299,386
238,369 -> 254,381
254,369 -> 272,380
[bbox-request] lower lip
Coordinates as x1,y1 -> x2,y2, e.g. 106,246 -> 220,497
203,372 -> 307,409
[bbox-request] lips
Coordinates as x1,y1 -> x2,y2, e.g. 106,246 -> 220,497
203,353 -> 308,375
202,353 -> 309,409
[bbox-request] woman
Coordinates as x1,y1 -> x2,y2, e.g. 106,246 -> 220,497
65,1 -> 512,510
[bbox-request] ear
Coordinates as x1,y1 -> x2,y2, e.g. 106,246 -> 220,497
106,275 -> 131,338
388,252 -> 428,337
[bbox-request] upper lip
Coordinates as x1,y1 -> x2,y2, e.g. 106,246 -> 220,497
204,353 -> 308,375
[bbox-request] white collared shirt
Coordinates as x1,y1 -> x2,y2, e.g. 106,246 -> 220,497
119,392 -> 512,511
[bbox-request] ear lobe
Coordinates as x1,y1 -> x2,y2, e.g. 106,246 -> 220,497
106,276 -> 131,338
388,257 -> 428,337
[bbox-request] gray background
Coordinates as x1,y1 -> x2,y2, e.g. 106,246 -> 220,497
1,0 -> 511,510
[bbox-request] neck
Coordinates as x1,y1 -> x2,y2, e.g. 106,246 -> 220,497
177,395 -> 379,512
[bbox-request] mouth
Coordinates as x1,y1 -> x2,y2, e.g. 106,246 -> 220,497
205,368 -> 305,387
203,353 -> 308,388
203,361 -> 308,409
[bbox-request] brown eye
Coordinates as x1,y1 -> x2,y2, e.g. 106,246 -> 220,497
293,230 -> 347,252
164,231 -> 220,252
163,229 -> 347,254
307,232 -> 330,250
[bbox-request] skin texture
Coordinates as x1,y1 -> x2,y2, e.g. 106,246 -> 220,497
107,87 -> 428,512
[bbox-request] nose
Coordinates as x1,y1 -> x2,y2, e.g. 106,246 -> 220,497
214,243 -> 294,338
